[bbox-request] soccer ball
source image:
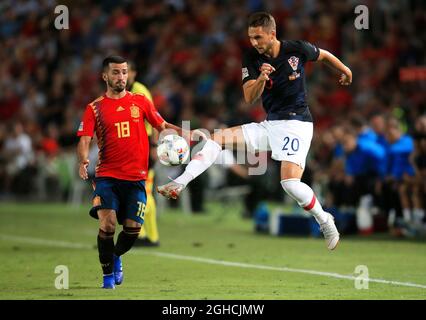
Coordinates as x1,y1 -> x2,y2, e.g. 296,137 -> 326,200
157,134 -> 190,166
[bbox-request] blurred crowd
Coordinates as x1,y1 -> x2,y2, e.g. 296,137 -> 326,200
0,0 -> 425,235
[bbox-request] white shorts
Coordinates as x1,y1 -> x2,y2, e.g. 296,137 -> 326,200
241,120 -> 313,168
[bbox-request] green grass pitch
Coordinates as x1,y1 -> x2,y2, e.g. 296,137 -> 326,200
0,201 -> 425,300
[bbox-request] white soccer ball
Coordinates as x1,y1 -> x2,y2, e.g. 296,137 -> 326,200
157,134 -> 190,166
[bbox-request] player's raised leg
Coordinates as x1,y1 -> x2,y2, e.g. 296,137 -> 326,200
98,209 -> 117,289
157,126 -> 246,199
280,161 -> 340,250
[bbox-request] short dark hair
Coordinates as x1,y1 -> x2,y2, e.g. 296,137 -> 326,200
343,126 -> 358,138
350,115 -> 367,130
102,55 -> 127,71
248,12 -> 276,31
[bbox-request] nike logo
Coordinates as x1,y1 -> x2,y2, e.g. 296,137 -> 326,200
116,106 -> 125,112
287,152 -> 296,156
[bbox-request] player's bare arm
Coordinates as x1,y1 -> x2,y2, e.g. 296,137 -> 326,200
157,121 -> 207,141
317,49 -> 352,85
77,135 -> 91,180
158,121 -> 181,134
242,63 -> 276,104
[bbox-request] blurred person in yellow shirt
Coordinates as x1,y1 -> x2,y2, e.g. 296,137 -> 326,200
128,61 -> 160,246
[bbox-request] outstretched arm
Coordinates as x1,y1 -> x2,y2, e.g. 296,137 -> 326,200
157,122 -> 207,141
318,49 -> 352,85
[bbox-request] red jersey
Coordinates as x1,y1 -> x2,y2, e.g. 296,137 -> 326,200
77,91 -> 164,181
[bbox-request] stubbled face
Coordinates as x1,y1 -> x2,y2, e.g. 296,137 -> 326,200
248,26 -> 275,55
103,62 -> 128,93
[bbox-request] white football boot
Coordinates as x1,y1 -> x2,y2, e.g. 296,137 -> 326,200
320,213 -> 340,250
156,181 -> 185,200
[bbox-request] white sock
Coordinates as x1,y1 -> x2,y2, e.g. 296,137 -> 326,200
280,179 -> 329,224
402,208 -> 412,223
357,195 -> 373,232
174,139 -> 222,187
413,208 -> 425,224
388,209 -> 396,227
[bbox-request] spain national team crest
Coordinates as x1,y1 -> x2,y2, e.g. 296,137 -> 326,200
130,105 -> 140,118
288,56 -> 301,80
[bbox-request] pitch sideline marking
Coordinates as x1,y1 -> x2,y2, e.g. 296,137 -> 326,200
1,234 -> 425,290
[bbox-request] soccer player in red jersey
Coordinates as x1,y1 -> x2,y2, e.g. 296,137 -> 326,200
77,56 -> 187,289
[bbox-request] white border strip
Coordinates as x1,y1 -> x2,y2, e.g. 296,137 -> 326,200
1,234 -> 425,290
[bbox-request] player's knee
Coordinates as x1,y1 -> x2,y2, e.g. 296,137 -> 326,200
124,221 -> 141,232
280,161 -> 304,180
98,210 -> 117,232
99,219 -> 116,234
210,134 -> 220,145
210,134 -> 224,148
213,128 -> 243,148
